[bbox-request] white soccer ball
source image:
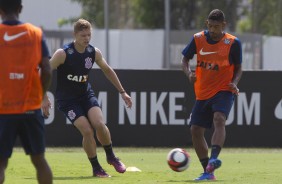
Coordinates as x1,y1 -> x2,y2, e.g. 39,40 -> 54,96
167,148 -> 190,172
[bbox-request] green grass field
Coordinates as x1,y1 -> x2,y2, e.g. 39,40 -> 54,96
4,147 -> 282,184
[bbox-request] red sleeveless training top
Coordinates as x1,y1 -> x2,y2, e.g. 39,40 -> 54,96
0,23 -> 43,114
194,31 -> 236,100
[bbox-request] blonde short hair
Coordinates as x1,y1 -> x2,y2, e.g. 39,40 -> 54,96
73,18 -> 92,33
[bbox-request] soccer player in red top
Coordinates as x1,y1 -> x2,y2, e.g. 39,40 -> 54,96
0,0 -> 53,183
181,9 -> 242,181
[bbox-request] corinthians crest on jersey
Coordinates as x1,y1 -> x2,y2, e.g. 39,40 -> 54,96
85,57 -> 93,69
223,38 -> 231,44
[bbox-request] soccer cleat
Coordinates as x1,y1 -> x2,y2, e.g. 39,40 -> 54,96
206,158 -> 222,173
194,172 -> 216,181
107,156 -> 126,173
93,167 -> 111,178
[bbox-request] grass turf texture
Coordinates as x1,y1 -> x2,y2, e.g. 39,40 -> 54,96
4,148 -> 282,184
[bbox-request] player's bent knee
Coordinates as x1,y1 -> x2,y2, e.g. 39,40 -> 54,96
80,127 -> 94,137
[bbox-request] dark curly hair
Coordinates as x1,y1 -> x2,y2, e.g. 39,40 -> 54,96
208,9 -> 225,22
0,0 -> 21,14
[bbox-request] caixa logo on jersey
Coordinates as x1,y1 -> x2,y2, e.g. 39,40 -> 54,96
67,74 -> 88,82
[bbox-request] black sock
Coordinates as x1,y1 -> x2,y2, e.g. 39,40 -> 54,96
210,145 -> 221,159
89,156 -> 100,169
103,143 -> 115,158
200,157 -> 209,172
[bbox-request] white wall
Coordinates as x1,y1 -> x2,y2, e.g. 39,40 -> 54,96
263,36 -> 282,70
19,0 -> 282,70
21,0 -> 81,30
47,29 -> 282,70
91,30 -> 164,69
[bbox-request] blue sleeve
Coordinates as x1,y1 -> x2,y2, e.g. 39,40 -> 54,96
41,34 -> 50,58
230,38 -> 242,65
182,36 -> 196,60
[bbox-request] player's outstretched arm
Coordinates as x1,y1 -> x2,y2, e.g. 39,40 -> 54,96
95,47 -> 132,108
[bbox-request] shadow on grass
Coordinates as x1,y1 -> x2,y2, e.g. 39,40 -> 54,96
53,175 -> 121,180
24,176 -> 107,181
53,176 -> 94,180
166,179 -> 222,183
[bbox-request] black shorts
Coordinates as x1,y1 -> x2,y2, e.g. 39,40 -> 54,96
0,109 -> 45,158
189,91 -> 235,129
57,93 -> 100,124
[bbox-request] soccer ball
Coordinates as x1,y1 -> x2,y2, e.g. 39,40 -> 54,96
167,148 -> 190,172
